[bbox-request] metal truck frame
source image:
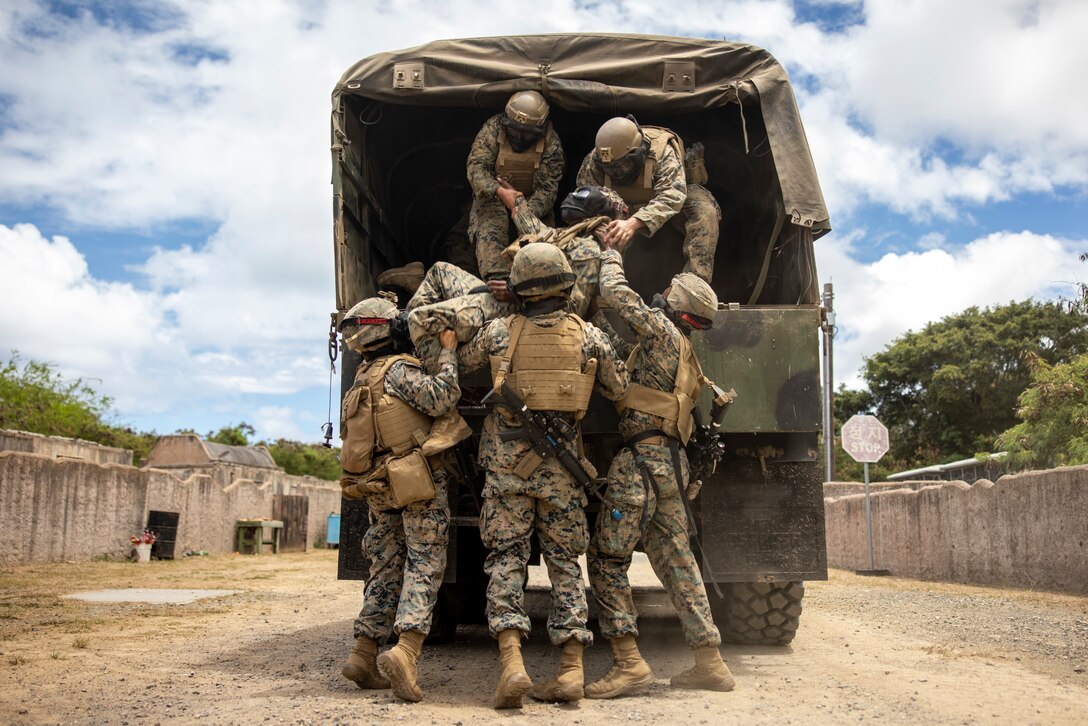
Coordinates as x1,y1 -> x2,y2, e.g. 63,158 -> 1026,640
330,34 -> 832,645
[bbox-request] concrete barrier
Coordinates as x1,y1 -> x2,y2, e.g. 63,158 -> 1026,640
824,465 -> 1088,594
0,429 -> 133,466
0,450 -> 342,564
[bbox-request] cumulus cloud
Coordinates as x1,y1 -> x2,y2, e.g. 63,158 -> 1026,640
1,0 -> 1087,440
818,229 -> 1085,387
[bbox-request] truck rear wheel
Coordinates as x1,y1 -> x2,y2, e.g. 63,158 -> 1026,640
713,581 -> 804,646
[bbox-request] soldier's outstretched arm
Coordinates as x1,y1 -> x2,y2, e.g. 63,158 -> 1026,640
510,195 -> 550,237
584,322 -> 629,401
457,318 -> 506,374
384,347 -> 461,417
466,116 -> 501,200
574,151 -> 602,188
526,130 -> 565,218
597,248 -> 660,339
633,144 -> 686,235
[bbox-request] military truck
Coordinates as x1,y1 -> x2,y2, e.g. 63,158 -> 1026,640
330,34 -> 832,645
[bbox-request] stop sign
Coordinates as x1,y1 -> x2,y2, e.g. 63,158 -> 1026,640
841,414 -> 889,463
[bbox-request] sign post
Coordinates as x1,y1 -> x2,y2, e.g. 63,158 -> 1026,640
841,414 -> 891,576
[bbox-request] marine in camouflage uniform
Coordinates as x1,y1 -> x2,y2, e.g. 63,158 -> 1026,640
405,186 -> 627,374
337,294 -> 466,703
467,91 -> 565,280
584,249 -> 736,698
576,116 -> 720,282
458,243 -> 629,709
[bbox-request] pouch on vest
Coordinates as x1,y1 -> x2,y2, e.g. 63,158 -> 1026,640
386,449 -> 436,507
340,385 -> 375,474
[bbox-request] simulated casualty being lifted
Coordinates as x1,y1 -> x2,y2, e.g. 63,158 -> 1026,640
328,33 -> 833,705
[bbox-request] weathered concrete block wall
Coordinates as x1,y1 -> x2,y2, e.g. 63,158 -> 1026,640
0,452 -> 148,563
0,429 -> 133,466
0,451 -> 342,564
825,465 -> 1088,594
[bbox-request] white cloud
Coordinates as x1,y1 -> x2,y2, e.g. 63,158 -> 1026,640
253,405 -> 309,442
2,0 -> 1087,440
817,229 -> 1084,388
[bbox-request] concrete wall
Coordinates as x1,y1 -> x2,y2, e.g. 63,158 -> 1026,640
0,451 -> 342,564
825,465 -> 1088,594
0,429 -> 133,466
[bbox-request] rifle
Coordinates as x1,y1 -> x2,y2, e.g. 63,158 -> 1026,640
686,385 -> 735,495
481,381 -> 597,488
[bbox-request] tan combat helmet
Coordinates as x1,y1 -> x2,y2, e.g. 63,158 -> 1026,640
338,294 -> 398,352
667,273 -> 718,329
509,242 -> 575,299
594,116 -> 643,164
505,91 -> 549,127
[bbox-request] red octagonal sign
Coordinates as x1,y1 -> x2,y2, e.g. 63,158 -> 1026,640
841,414 -> 889,463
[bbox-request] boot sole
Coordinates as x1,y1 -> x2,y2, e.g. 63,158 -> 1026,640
530,682 -> 584,702
493,673 -> 533,709
669,677 -> 735,692
585,671 -> 655,699
376,652 -> 423,702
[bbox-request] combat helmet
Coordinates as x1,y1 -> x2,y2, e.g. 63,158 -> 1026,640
593,116 -> 648,182
666,273 -> 718,330
509,242 -> 575,299
502,91 -> 549,151
338,294 -> 398,352
560,186 -> 629,223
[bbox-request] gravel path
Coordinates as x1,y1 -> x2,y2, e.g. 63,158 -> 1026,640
1,551 -> 1085,724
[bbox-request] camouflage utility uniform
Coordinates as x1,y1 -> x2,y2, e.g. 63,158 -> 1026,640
346,348 -> 461,642
576,141 -> 719,282
406,201 -> 610,372
586,249 -> 720,649
468,115 -> 564,280
459,311 -> 628,646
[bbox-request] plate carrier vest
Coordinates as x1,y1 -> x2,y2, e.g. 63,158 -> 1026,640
604,126 -> 685,208
616,331 -> 707,444
496,123 -> 551,196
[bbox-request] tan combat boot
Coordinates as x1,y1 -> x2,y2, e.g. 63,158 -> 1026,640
377,261 -> 425,293
376,630 -> 425,702
669,645 -> 735,692
420,410 -> 473,456
530,639 -> 585,702
341,636 -> 390,689
585,634 -> 654,699
492,629 -> 533,709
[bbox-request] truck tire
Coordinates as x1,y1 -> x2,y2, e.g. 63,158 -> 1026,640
713,581 -> 804,646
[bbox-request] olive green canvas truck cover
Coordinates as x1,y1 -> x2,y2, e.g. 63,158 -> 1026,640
330,34 -> 831,642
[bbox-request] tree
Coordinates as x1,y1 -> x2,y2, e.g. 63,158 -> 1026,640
206,422 -> 256,446
266,439 -> 341,481
861,301 -> 1088,468
0,352 -> 159,464
996,352 -> 1088,468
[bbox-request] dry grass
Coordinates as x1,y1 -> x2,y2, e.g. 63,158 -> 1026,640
71,637 -> 89,649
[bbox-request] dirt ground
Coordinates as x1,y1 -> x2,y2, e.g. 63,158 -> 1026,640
1,550 -> 1086,725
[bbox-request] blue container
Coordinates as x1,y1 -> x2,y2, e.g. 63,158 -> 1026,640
326,513 -> 341,547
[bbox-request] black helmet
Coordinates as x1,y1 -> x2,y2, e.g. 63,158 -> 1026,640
560,186 -> 629,224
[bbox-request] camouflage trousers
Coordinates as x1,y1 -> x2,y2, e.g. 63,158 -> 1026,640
469,198 -> 556,281
353,470 -> 450,641
678,184 -> 721,283
406,261 -> 514,372
480,467 -> 593,646
587,443 -> 721,648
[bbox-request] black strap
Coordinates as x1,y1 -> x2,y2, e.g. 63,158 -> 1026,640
668,436 -> 723,598
624,429 -> 672,447
511,272 -> 575,293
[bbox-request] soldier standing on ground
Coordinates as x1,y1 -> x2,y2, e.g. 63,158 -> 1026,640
336,294 -> 467,703
583,243 -> 737,698
576,115 -> 720,283
467,91 -> 565,280
458,243 -> 629,709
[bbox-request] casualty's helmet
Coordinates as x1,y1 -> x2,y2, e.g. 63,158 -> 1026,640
509,242 -> 575,299
560,186 -> 629,223
338,295 -> 398,351
502,91 -> 549,150
666,273 -> 718,330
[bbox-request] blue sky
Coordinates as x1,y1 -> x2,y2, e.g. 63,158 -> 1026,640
1,0 -> 1086,443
